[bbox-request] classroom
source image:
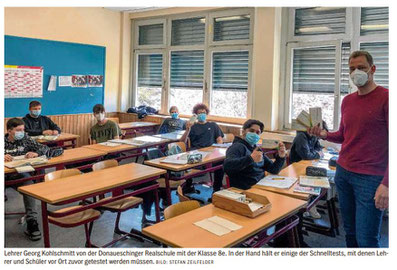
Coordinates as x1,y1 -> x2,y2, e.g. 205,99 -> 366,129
4,6 -> 389,249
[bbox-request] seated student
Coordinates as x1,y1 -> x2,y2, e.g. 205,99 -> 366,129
22,100 -> 61,136
90,104 -> 121,144
289,121 -> 329,219
224,119 -> 286,190
180,103 -> 224,194
5,118 -> 63,241
158,106 -> 186,134
289,121 -> 328,164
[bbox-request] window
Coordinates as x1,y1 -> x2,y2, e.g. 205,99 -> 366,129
294,7 -> 346,36
136,54 -> 163,109
171,17 -> 206,46
291,46 -> 336,130
284,7 -> 388,130
169,51 -> 204,114
360,7 -> 389,36
213,15 -> 251,41
211,50 -> 249,118
139,24 -> 164,46
132,9 -> 253,119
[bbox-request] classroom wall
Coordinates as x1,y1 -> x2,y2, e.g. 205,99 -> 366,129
4,7 -> 123,113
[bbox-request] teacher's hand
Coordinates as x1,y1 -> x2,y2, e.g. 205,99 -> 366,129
374,184 -> 389,210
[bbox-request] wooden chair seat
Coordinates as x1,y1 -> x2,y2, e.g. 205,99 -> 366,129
164,200 -> 201,220
157,178 -> 185,189
98,196 -> 143,211
48,206 -> 101,227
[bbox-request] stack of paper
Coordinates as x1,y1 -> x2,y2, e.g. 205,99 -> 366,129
293,184 -> 321,195
256,175 -> 298,189
299,175 -> 330,189
212,143 -> 232,148
194,216 -> 242,236
160,153 -> 189,165
5,155 -> 48,168
31,135 -> 60,141
214,190 -> 246,202
99,142 -> 121,147
291,107 -> 323,131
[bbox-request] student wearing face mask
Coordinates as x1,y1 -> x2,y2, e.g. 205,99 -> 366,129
22,100 -> 61,136
180,103 -> 224,195
158,106 -> 186,134
5,118 -> 63,241
223,119 -> 286,190
309,51 -> 388,248
90,104 -> 122,144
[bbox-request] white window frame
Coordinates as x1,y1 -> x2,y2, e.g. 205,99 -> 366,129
134,18 -> 167,49
284,40 -> 342,130
207,45 -> 253,119
288,7 -> 353,43
132,50 -> 167,114
209,8 -> 254,47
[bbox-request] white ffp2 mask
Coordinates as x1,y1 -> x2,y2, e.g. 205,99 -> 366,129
350,68 -> 371,87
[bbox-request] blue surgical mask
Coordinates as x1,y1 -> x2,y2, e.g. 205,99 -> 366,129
245,132 -> 260,145
197,113 -> 207,122
171,113 -> 179,119
31,110 -> 41,117
14,131 -> 25,140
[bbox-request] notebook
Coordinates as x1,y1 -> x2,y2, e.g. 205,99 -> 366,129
299,175 -> 330,189
256,175 -> 298,189
293,184 -> 321,195
5,156 -> 48,168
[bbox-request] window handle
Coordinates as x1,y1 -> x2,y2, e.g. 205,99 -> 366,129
162,79 -> 167,92
204,81 -> 208,93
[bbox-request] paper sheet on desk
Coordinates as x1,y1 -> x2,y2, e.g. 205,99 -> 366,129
99,142 -> 121,147
257,175 -> 297,189
194,216 -> 242,236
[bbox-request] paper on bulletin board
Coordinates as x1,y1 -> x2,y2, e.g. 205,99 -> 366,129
48,75 -> 57,91
4,65 -> 43,98
71,75 -> 88,88
88,75 -> 103,87
58,76 -> 72,87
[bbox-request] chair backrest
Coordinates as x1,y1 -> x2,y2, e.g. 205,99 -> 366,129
223,133 -> 235,143
45,169 -> 81,182
92,159 -> 118,171
177,185 -> 190,202
164,200 -> 200,220
168,142 -> 187,153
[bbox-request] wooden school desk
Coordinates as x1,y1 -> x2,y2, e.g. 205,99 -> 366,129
144,146 -> 227,205
142,188 -> 307,248
18,163 -> 166,248
119,122 -> 160,136
4,147 -> 106,183
253,160 -> 339,237
33,133 -> 80,149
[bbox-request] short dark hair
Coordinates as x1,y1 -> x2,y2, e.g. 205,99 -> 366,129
349,50 -> 374,66
243,119 -> 264,133
169,106 -> 178,113
29,101 -> 41,108
93,104 -> 105,114
192,103 -> 209,115
7,118 -> 25,130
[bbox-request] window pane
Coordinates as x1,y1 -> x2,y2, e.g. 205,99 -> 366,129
169,51 -> 204,115
211,51 -> 249,118
292,46 -> 336,130
213,15 -> 250,41
341,42 -> 352,95
136,54 -> 162,109
139,24 -> 163,45
294,7 -> 346,36
360,7 -> 389,36
171,17 -> 205,46
360,42 -> 389,89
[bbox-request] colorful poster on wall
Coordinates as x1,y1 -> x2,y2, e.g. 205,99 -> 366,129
88,75 -> 103,87
4,65 -> 43,98
71,75 -> 88,88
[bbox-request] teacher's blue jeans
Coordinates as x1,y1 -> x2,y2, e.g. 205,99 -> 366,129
334,164 -> 384,247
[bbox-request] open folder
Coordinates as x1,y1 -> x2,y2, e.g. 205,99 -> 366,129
194,216 -> 242,236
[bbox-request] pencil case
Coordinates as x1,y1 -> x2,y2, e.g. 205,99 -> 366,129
306,166 -> 327,177
187,153 -> 202,164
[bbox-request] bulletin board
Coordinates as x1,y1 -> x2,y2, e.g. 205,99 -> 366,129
4,35 -> 106,117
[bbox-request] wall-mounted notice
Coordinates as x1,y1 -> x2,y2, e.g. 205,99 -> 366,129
88,75 -> 103,87
5,65 -> 43,98
71,75 -> 88,88
48,75 -> 57,91
58,76 -> 72,87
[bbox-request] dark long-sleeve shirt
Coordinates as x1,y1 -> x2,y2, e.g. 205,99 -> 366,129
224,136 -> 286,190
326,86 -> 389,187
22,114 -> 61,136
289,131 -> 322,164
